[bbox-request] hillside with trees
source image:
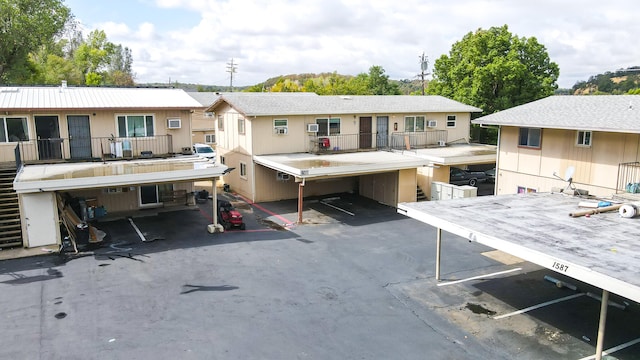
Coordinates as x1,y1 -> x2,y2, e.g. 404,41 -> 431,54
571,67 -> 640,94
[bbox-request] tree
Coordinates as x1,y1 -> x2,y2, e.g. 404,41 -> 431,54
366,65 -> 401,95
0,0 -> 73,83
428,25 -> 559,115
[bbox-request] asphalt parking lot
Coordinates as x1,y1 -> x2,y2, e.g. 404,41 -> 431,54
0,193 -> 638,359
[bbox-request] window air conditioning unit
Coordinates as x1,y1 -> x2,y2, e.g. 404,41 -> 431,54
437,140 -> 446,146
276,172 -> 290,181
274,127 -> 288,135
427,120 -> 437,128
167,118 -> 182,129
307,123 -> 319,132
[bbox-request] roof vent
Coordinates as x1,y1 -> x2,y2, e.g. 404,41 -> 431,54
61,80 -> 67,88
340,96 -> 352,100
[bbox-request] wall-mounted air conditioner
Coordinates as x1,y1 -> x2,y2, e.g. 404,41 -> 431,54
307,123 -> 319,132
167,118 -> 182,129
277,172 -> 290,181
427,120 -> 437,128
274,127 -> 288,135
437,140 -> 446,146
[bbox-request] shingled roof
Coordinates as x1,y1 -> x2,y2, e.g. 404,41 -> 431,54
472,95 -> 640,133
208,93 -> 482,116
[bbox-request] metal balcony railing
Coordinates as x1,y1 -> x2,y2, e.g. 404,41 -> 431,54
617,161 -> 640,194
15,135 -> 174,165
308,130 -> 448,154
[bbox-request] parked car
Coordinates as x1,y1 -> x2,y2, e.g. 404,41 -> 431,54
193,143 -> 216,162
449,167 -> 487,187
484,168 -> 496,183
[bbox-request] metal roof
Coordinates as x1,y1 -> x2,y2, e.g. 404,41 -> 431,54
0,86 -> 202,110
398,192 -> 640,303
472,95 -> 640,133
254,151 -> 432,179
209,93 -> 483,116
14,157 -> 228,193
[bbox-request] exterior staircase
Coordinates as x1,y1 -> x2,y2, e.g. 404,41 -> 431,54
416,185 -> 428,201
0,164 -> 22,248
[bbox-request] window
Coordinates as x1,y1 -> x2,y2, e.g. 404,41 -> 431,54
238,118 -> 245,134
220,156 -> 226,165
446,115 -> 456,128
217,115 -> 224,131
404,116 -> 425,132
273,119 -> 288,134
204,134 -> 216,143
518,127 -> 541,148
576,130 -> 592,146
117,115 -> 154,137
0,117 -> 29,142
240,162 -> 247,179
316,118 -> 340,136
517,186 -> 537,194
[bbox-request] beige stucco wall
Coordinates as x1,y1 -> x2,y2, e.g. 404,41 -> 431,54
0,110 -> 193,162
497,127 -> 640,196
397,168 -> 418,203
417,165 -> 450,201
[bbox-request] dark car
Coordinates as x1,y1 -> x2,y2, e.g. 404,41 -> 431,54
449,167 -> 487,187
484,168 -> 496,183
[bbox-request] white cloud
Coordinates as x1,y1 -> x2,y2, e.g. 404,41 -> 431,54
79,0 -> 640,88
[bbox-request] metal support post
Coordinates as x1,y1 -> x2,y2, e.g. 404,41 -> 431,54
435,228 -> 442,281
595,289 -> 609,360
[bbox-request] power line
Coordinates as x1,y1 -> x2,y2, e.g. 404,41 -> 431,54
418,52 -> 430,96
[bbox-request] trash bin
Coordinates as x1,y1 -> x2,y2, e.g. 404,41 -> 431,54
76,223 -> 89,245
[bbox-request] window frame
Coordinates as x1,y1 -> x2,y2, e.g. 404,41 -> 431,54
518,127 -> 542,149
116,114 -> 155,138
404,115 -> 426,132
576,130 -> 592,147
240,161 -> 247,179
316,117 -> 340,136
446,115 -> 457,128
204,134 -> 215,143
517,186 -> 537,194
238,118 -> 245,134
217,115 -> 224,131
220,155 -> 226,165
0,116 -> 29,142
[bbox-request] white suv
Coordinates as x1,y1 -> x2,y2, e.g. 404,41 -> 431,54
193,143 -> 216,162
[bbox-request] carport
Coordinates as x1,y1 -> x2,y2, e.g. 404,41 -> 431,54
254,151 -> 431,223
13,158 -> 230,248
397,192 -> 640,360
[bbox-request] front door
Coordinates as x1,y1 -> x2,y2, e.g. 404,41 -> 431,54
35,115 -> 62,160
359,116 -> 372,149
376,116 -> 388,148
140,185 -> 160,206
67,115 -> 92,159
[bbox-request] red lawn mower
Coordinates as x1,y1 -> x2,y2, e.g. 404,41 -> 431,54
217,199 -> 245,230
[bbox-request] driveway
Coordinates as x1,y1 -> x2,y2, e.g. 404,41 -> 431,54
0,194 -> 637,359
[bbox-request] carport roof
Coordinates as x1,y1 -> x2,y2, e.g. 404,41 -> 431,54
398,192 -> 640,303
254,151 -> 431,179
408,143 -> 497,165
14,157 -> 229,193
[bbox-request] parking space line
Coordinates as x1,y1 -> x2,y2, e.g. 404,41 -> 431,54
320,200 -> 355,216
578,337 -> 640,360
437,268 -> 522,287
493,293 -> 586,320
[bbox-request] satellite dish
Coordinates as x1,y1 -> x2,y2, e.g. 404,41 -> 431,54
553,166 -> 576,193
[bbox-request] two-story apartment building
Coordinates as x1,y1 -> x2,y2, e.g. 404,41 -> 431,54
186,91 -> 220,145
472,95 -> 640,197
1,85 -> 229,249
207,93 -> 491,220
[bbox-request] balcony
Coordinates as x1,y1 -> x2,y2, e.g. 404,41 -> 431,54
617,162 -> 640,198
14,135 -> 174,165
309,130 -> 447,154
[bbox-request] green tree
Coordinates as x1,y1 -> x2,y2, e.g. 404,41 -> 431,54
428,25 -> 559,115
366,65 -> 401,95
0,0 -> 73,83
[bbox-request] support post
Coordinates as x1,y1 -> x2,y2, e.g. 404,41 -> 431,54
207,177 -> 223,233
297,179 -> 305,224
595,289 -> 609,360
435,228 -> 442,281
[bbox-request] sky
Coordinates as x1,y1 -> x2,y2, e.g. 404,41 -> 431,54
63,0 -> 640,89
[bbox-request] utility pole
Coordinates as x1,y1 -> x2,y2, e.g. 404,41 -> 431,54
418,52 -> 430,95
226,58 -> 237,92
